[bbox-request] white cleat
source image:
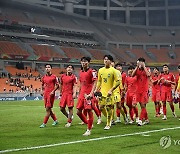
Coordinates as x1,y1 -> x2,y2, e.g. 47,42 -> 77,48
160,107 -> 163,115
137,120 -> 143,126
65,122 -> 72,128
143,120 -> 150,125
129,120 -> 134,124
83,129 -> 91,136
104,125 -> 111,130
115,119 -> 121,123
97,118 -> 102,125
162,115 -> 167,120
79,122 -> 85,125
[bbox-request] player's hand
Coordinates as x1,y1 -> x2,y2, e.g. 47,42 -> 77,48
73,93 -> 76,99
50,91 -> 55,95
40,92 -> 44,96
107,90 -> 112,97
85,93 -> 93,100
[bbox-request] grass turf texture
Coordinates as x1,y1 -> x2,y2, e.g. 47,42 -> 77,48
0,100 -> 179,154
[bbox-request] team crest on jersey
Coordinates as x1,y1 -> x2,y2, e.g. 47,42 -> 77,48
108,74 -> 111,77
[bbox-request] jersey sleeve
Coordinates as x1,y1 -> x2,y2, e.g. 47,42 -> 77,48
73,75 -> 78,84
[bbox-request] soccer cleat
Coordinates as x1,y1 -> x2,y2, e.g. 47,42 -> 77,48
65,122 -> 72,128
143,120 -> 150,125
124,117 -> 129,125
115,118 -> 121,123
162,115 -> 167,120
52,121 -> 58,126
136,117 -> 139,123
129,120 -> 134,124
97,118 -> 102,125
137,120 -> 143,126
104,125 -> 111,130
79,122 -> 85,125
40,123 -> 46,128
154,114 -> 160,117
111,120 -> 116,125
172,112 -> 177,118
83,129 -> 91,136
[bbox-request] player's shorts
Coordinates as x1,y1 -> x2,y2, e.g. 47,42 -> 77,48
152,90 -> 161,102
76,97 -> 85,110
126,92 -> 137,107
113,92 -> 121,104
44,94 -> 55,108
59,93 -> 74,108
161,91 -> 173,102
99,95 -> 114,106
136,91 -> 149,104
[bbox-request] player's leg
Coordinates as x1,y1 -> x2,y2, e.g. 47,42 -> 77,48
60,107 -> 68,118
77,98 -> 88,124
167,91 -> 176,117
115,102 -> 121,123
92,99 -> 101,124
83,109 -> 94,136
65,107 -> 73,127
161,91 -> 167,120
40,107 -> 51,128
60,94 -> 68,118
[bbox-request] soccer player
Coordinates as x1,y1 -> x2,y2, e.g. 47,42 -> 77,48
95,55 -> 121,130
132,57 -> 151,126
114,63 -> 128,124
77,57 -> 97,136
175,65 -> 180,105
150,67 -> 161,117
125,66 -> 139,124
40,64 -> 59,128
59,65 -> 77,127
158,64 -> 176,120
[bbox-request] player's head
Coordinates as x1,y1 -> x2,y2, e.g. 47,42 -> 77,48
127,66 -> 135,76
137,57 -> 145,69
162,64 -> 169,72
111,60 -> 115,67
115,63 -> 123,72
81,56 -> 91,69
66,65 -> 74,74
137,57 -> 145,63
153,67 -> 159,74
178,65 -> 180,73
104,55 -> 113,67
45,64 -> 52,74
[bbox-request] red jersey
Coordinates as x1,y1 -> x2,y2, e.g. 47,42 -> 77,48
121,71 -> 126,86
42,74 -> 58,94
135,67 -> 150,93
159,72 -> 175,92
79,68 -> 97,97
60,74 -> 77,94
125,76 -> 137,94
175,74 -> 180,84
151,74 -> 161,92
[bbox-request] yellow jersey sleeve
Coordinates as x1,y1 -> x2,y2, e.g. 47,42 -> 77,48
177,77 -> 180,91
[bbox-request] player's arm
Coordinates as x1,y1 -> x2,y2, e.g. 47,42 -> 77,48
94,70 -> 101,93
59,77 -> 62,96
150,76 -> 158,84
165,74 -> 176,85
73,77 -> 78,99
107,70 -> 120,97
41,77 -> 44,96
50,77 -> 59,95
142,62 -> 151,77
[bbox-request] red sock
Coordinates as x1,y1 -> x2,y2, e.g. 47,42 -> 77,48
87,110 -> 94,130
77,112 -> 88,124
169,103 -> 175,112
116,108 -> 120,117
129,107 -> 134,121
140,108 -> 145,120
92,105 -> 101,117
163,104 -> 167,115
155,106 -> 159,115
51,113 -> 57,121
133,107 -> 138,118
43,116 -> 49,124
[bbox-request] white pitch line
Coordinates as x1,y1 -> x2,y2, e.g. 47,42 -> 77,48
0,126 -> 180,153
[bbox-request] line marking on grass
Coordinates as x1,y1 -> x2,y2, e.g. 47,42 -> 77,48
0,126 -> 180,153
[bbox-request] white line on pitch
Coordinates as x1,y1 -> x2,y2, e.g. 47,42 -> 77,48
0,126 -> 180,153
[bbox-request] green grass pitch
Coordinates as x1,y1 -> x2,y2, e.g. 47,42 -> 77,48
0,100 -> 179,154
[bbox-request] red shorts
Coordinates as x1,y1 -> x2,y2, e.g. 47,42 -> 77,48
161,91 -> 172,102
59,93 -> 74,108
152,91 -> 161,102
76,97 -> 85,110
44,94 -> 55,108
136,91 -> 149,104
84,99 -> 92,110
126,93 -> 137,107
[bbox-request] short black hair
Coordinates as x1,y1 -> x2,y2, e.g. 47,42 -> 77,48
81,56 -> 91,62
178,65 -> 180,69
45,64 -> 52,68
104,55 -> 114,62
115,62 -> 122,68
154,67 -> 159,71
66,65 -> 74,70
163,64 -> 169,68
137,57 -> 145,63
128,66 -> 135,70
